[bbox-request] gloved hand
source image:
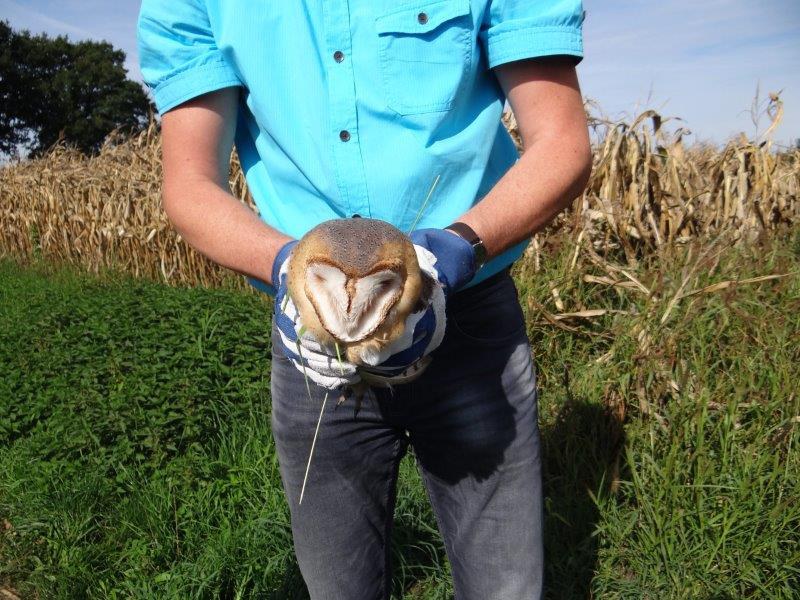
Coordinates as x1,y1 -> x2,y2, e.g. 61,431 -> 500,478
269,240 -> 361,389
273,242 -> 448,388
353,228 -> 476,384
251,236 -> 454,390
355,243 -> 446,383
409,228 -> 477,296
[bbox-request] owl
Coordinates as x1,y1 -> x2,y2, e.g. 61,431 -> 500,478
286,218 -> 435,366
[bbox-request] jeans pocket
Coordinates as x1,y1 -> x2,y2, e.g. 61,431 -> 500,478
375,0 -> 473,115
447,273 -> 528,345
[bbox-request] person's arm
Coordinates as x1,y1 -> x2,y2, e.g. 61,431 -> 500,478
160,86 -> 292,286
455,56 -> 592,259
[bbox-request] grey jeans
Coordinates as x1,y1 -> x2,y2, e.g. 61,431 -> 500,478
270,268 -> 544,599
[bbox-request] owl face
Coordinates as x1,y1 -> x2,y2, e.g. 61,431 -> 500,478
304,259 -> 404,343
286,218 -> 428,364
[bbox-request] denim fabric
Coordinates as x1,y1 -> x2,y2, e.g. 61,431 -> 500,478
270,268 -> 543,599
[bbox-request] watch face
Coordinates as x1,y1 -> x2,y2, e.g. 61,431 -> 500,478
445,222 -> 487,268
474,243 -> 488,268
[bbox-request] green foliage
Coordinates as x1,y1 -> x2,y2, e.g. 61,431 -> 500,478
590,262 -> 800,599
0,20 -> 152,157
1,230 -> 798,598
513,231 -> 800,599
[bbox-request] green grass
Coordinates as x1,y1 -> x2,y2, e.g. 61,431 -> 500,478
1,228 -> 799,598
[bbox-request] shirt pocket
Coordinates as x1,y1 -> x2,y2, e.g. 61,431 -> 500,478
374,0 -> 473,116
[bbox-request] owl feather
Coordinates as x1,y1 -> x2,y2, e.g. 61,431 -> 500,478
287,218 -> 434,366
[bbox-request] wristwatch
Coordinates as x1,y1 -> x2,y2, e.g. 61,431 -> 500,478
444,222 -> 488,270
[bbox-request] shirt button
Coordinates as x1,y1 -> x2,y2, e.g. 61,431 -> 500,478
417,12 -> 428,24
351,213 -> 361,218
339,130 -> 351,142
333,50 -> 344,63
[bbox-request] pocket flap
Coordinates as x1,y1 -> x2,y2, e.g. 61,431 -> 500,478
375,0 -> 471,35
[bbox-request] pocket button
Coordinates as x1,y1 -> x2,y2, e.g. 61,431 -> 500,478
417,12 -> 428,24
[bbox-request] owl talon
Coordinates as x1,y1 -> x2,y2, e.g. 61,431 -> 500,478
355,381 -> 372,420
336,388 -> 351,408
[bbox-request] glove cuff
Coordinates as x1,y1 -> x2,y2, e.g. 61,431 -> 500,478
409,228 -> 477,294
271,240 -> 298,289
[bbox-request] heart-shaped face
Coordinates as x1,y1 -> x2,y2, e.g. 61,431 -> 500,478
303,260 -> 404,342
286,218 -> 427,358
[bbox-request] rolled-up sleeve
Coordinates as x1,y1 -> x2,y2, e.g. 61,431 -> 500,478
137,0 -> 243,114
479,0 -> 584,69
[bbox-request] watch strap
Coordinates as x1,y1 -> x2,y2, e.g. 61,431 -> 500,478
444,222 -> 487,269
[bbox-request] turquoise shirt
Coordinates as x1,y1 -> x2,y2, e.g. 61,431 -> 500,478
137,0 -> 584,291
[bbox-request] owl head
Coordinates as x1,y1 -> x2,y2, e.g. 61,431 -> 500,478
287,218 -> 432,364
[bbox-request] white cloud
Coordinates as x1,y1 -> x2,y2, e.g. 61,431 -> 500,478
0,0 -> 91,37
580,0 -> 800,144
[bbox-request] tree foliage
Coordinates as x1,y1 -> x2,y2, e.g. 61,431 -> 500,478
0,20 -> 153,157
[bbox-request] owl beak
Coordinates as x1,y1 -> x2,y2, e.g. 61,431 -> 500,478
305,266 -> 403,343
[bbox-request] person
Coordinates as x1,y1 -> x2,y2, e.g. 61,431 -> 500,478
137,1 -> 591,598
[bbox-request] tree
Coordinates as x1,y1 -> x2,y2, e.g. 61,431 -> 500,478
0,20 -> 153,157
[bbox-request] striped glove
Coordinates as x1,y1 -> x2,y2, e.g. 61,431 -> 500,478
270,241 -> 360,389
354,244 -> 446,383
409,228 -> 477,296
265,242 -> 447,390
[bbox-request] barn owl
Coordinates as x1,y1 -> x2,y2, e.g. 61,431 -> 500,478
287,218 -> 435,367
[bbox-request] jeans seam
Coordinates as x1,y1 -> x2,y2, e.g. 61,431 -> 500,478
415,463 -> 464,599
382,437 -> 406,599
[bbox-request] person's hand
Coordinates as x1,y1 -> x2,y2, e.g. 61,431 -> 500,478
409,228 -> 477,296
351,228 -> 475,385
270,240 -> 361,389
272,241 -> 448,388
254,237 -> 454,389
355,244 -> 447,384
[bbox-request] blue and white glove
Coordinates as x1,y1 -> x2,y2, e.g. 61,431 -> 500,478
253,230 -> 474,390
409,227 -> 477,296
355,231 -> 476,382
273,243 -> 448,388
269,240 -> 361,389
354,243 -> 447,383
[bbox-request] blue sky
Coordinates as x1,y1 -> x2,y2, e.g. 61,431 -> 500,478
2,0 -> 798,146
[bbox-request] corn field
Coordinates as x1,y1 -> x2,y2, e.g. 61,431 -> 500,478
1,104 -> 798,290
2,102 -> 799,600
